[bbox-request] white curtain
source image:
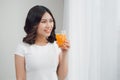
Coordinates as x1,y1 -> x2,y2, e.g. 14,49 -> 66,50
63,0 -> 120,80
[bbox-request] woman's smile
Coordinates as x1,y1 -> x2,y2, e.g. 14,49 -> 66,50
44,29 -> 52,34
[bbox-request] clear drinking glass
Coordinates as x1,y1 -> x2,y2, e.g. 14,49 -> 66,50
56,30 -> 67,47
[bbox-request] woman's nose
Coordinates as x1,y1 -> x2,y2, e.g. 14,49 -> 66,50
46,22 -> 52,28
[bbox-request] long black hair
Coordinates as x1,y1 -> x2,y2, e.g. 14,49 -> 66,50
23,5 -> 56,45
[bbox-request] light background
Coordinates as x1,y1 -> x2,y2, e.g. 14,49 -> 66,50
0,0 -> 120,80
0,0 -> 63,80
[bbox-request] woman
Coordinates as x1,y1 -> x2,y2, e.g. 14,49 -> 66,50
14,5 -> 70,80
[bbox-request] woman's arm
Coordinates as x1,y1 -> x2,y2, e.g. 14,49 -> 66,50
15,55 -> 26,80
57,52 -> 68,80
57,40 -> 70,80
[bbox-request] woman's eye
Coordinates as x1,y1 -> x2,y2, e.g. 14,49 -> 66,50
41,19 -> 53,23
41,21 -> 46,23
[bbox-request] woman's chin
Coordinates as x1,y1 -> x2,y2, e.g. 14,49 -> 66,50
45,34 -> 51,38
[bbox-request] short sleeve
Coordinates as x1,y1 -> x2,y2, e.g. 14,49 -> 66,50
14,43 -> 26,57
54,41 -> 61,55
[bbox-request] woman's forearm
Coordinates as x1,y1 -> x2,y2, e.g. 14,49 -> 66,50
57,54 -> 68,80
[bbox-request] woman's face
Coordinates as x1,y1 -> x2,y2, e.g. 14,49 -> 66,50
37,12 -> 54,38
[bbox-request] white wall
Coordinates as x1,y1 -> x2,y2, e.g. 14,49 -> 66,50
0,0 -> 64,80
117,0 -> 120,80
118,31 -> 120,80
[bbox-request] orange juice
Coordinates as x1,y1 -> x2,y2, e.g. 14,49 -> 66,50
56,33 -> 66,47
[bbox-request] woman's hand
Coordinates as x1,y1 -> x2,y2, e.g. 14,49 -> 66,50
60,40 -> 70,54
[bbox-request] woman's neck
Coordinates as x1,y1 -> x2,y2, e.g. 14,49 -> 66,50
35,36 -> 48,46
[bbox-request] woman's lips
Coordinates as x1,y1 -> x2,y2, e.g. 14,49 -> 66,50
44,29 -> 51,33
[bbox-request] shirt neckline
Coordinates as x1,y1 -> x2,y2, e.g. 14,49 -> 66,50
33,42 -> 50,47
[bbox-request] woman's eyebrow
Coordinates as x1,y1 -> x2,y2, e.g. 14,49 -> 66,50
41,18 -> 53,20
41,19 -> 47,20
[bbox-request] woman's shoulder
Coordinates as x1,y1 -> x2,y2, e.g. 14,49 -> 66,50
14,42 -> 30,57
52,41 -> 61,50
50,41 -> 58,47
53,41 -> 61,54
16,42 -> 31,50
47,41 -> 59,49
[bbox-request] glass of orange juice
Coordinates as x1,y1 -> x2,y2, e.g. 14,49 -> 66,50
56,30 -> 66,47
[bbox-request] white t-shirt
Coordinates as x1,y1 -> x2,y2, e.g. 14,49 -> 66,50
14,41 -> 61,80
